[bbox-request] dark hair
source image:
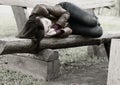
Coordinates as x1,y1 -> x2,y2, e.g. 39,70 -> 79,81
34,17 -> 45,53
35,17 -> 44,31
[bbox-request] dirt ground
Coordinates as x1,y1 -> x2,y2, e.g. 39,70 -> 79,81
0,45 -> 109,85
42,61 -> 108,85
0,54 -> 108,85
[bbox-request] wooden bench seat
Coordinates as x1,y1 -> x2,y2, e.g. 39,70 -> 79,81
0,32 -> 120,55
0,0 -> 115,8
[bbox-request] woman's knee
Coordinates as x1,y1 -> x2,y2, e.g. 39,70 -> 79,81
76,25 -> 103,38
90,26 -> 103,38
83,15 -> 98,27
59,2 -> 98,27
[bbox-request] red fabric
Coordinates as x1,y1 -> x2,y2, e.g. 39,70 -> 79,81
51,24 -> 61,30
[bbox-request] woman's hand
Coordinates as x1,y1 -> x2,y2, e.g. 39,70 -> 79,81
45,28 -> 64,37
45,28 -> 57,37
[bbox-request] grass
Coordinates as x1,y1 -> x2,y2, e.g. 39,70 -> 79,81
0,14 -> 120,85
0,65 -> 44,85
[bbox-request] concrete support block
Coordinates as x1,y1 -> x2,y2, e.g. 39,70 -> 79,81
0,49 -> 60,81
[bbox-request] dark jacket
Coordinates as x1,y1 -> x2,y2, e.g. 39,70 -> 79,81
17,4 -> 71,38
31,4 -> 70,27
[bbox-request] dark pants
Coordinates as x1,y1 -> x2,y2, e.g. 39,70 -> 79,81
58,2 -> 103,38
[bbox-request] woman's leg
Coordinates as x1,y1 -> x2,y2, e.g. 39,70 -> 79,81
69,18 -> 103,38
58,2 -> 98,27
58,2 -> 103,38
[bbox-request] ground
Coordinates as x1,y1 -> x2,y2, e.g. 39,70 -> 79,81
45,61 -> 108,85
0,57 -> 108,85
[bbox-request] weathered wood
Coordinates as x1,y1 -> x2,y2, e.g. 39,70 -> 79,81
87,44 -> 107,58
0,0 -> 50,8
107,39 -> 120,85
12,6 -> 28,32
87,31 -> 120,59
115,0 -> 120,16
87,46 -> 95,58
104,40 -> 111,60
89,33 -> 113,60
0,49 -> 60,80
78,0 -> 115,9
0,32 -> 120,55
0,35 -> 101,54
0,0 -> 115,9
93,44 -> 107,58
102,31 -> 120,39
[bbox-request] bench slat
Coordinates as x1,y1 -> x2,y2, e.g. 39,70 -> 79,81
0,32 -> 120,55
0,35 -> 101,54
0,0 -> 52,8
107,39 -> 120,85
0,0 -> 115,9
12,6 -> 28,32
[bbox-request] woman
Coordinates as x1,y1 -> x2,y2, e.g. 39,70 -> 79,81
17,2 -> 103,39
17,3 -> 72,38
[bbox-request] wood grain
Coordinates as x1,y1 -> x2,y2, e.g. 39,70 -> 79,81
12,6 -> 28,32
107,39 -> 120,85
0,0 -> 115,9
0,32 -> 120,55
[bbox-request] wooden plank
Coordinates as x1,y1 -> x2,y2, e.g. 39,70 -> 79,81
0,35 -> 101,55
1,32 -> 120,55
87,44 -> 107,58
0,0 -> 115,9
115,0 -> 120,16
107,39 -> 120,85
12,6 -> 28,32
77,0 -> 115,9
0,0 -> 53,7
104,40 -> 111,59
87,31 -> 120,59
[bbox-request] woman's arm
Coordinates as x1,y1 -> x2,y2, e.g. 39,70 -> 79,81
31,4 -> 70,27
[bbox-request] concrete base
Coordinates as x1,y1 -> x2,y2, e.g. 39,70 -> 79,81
0,49 -> 60,81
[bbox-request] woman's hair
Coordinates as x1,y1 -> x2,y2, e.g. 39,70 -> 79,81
35,16 -> 44,31
34,16 -> 45,53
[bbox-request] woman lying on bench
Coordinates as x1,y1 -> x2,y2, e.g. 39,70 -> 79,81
17,2 -> 103,39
